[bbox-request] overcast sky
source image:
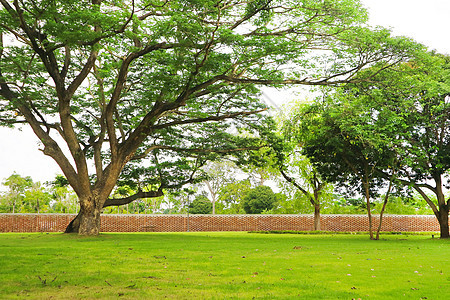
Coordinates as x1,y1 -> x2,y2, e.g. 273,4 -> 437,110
1,0 -> 450,186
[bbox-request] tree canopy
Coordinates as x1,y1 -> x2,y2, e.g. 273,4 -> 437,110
242,185 -> 277,214
295,52 -> 450,238
0,0 -> 420,234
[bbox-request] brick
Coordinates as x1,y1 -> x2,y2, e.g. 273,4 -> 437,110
0,213 -> 441,233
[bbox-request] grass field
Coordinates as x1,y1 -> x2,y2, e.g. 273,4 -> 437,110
0,232 -> 448,299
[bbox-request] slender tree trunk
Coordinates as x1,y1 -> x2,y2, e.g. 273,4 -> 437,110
314,204 -> 321,231
376,179 -> 393,240
376,196 -> 389,240
364,182 -> 374,240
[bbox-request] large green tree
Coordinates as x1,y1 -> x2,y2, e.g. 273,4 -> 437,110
0,0 -> 418,235
299,52 -> 450,238
352,53 -> 450,238
292,97 -> 397,239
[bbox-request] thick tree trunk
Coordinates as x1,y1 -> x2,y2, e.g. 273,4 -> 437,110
314,204 -> 321,231
65,207 -> 101,235
65,195 -> 102,235
64,213 -> 80,233
437,207 -> 449,239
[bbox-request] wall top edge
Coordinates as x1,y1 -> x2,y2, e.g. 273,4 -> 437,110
0,213 -> 436,217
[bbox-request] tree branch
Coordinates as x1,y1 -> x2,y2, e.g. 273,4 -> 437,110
103,189 -> 164,208
131,145 -> 262,160
152,108 -> 267,130
279,169 -> 315,206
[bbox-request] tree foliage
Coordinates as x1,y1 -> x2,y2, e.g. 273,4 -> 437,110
0,0 -> 420,234
188,195 -> 212,214
242,185 -> 277,214
296,52 -> 450,238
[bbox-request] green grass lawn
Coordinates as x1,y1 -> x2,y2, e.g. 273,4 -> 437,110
0,232 -> 448,299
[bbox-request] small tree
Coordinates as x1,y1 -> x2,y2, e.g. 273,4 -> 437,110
1,173 -> 33,213
297,96 -> 397,239
201,160 -> 240,214
189,195 -> 213,214
217,179 -> 252,214
242,186 -> 277,214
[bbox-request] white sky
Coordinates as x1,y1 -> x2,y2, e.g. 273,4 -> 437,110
1,0 -> 450,186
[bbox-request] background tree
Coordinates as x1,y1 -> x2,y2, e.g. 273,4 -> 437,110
200,160 -> 239,214
0,173 -> 53,213
242,185 -> 277,214
298,51 -> 450,238
275,103 -> 335,230
49,175 -> 79,213
216,179 -> 252,214
188,194 -> 213,214
0,0 -> 419,235
1,173 -> 33,213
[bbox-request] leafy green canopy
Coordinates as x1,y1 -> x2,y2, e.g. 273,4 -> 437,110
242,185 -> 277,213
291,51 -> 450,237
342,53 -> 450,223
0,0 -> 420,205
188,194 -> 213,214
291,96 -> 396,198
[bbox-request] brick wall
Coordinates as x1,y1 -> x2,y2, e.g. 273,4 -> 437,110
0,213 -> 440,233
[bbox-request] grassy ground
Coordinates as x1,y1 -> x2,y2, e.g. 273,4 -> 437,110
0,232 -> 448,299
